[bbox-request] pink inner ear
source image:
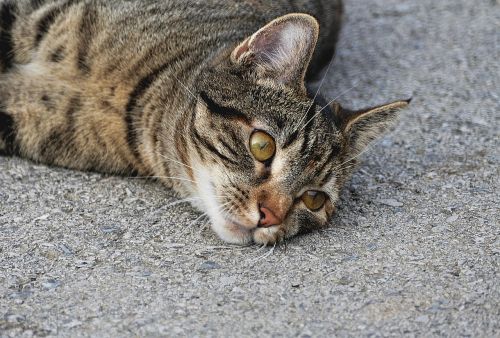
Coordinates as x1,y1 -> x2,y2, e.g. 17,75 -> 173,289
252,25 -> 283,56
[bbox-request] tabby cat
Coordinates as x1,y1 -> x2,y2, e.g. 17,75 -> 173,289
0,0 -> 409,245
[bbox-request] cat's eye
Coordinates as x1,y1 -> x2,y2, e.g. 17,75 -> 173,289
249,131 -> 276,162
301,191 -> 327,211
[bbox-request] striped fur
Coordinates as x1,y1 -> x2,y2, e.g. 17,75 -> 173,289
0,0 -> 408,245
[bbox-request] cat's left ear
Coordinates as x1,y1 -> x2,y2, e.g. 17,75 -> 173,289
335,99 -> 411,155
231,13 -> 319,92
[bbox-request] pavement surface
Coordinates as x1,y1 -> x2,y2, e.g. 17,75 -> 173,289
1,0 -> 499,337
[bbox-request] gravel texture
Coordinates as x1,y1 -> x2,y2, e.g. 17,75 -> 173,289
1,0 -> 499,336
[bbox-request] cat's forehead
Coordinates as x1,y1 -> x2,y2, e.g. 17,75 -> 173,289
204,78 -> 331,124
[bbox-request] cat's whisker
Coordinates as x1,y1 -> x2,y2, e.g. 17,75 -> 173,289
335,164 -> 357,173
157,153 -> 203,175
331,141 -> 379,173
164,197 -> 201,208
253,243 -> 268,254
218,202 -> 233,214
152,175 -> 197,184
183,213 -> 209,235
299,81 -> 360,132
177,213 -> 208,237
172,74 -> 199,101
295,54 -> 337,131
203,149 -> 236,186
198,220 -> 211,238
219,203 -> 238,220
248,242 -> 277,264
127,175 -> 197,184
190,213 -> 208,227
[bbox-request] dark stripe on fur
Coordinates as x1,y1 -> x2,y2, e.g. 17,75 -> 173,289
0,1 -> 17,71
188,108 -> 206,161
124,112 -> 140,160
124,62 -> 173,160
283,130 -> 299,149
125,63 -> 173,113
0,111 -> 17,155
35,7 -> 61,45
40,96 -> 80,162
191,124 -> 239,166
30,0 -> 46,10
50,46 -> 65,62
316,143 -> 342,184
76,4 -> 96,74
218,138 -> 239,158
300,105 -> 316,154
199,92 -> 249,121
173,114 -> 193,178
35,0 -> 76,46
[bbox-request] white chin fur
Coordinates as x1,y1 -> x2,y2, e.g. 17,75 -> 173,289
193,167 -> 253,245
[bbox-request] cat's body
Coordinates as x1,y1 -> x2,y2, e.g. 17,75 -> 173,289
0,0 -> 408,244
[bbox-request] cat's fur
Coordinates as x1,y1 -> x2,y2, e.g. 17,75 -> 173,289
0,0 -> 409,244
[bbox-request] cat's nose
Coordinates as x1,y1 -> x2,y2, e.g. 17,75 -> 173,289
258,205 -> 283,227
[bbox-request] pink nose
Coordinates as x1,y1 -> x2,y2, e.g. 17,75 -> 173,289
259,206 -> 282,227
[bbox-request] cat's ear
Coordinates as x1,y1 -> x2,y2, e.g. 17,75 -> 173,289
335,99 -> 411,154
231,13 -> 319,91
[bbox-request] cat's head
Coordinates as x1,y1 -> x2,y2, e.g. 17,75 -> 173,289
185,14 -> 409,244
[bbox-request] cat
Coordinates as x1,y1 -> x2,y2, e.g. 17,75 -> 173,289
0,0 -> 409,245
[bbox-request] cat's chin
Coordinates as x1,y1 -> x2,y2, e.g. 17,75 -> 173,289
212,221 -> 284,246
211,219 -> 255,245
253,226 -> 285,246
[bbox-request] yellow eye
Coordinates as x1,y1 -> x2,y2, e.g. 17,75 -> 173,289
249,131 -> 276,162
301,191 -> 327,211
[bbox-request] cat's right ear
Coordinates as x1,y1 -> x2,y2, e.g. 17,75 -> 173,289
231,13 -> 319,92
335,99 -> 411,155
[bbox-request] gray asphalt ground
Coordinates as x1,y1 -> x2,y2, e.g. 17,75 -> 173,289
1,0 -> 499,337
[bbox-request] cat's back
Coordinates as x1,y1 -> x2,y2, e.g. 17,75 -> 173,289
4,0 -> 341,80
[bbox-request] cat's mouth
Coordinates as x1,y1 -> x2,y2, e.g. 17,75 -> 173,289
221,214 -> 284,245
